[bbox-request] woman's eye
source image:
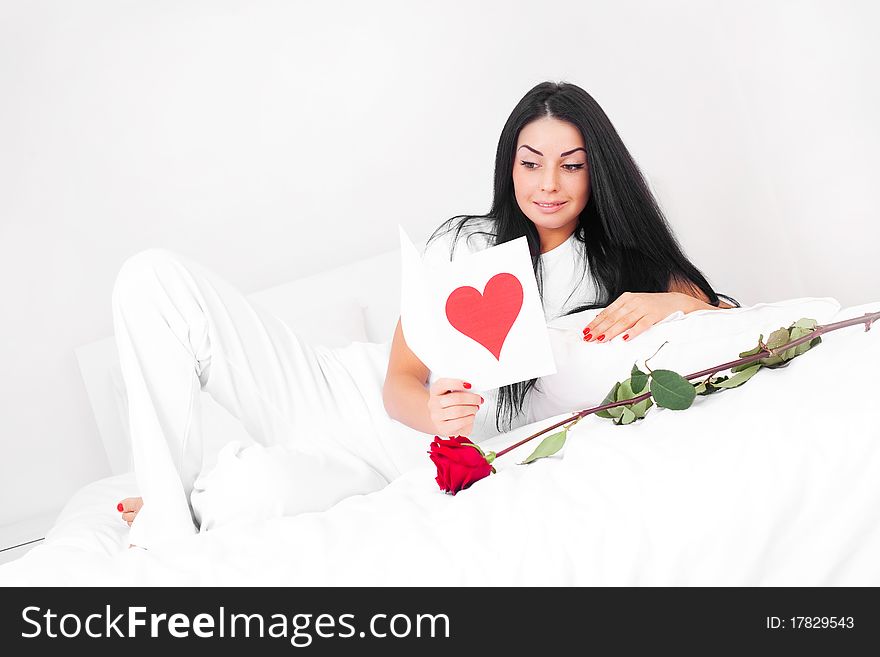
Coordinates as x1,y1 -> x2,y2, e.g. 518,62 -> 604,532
519,161 -> 585,171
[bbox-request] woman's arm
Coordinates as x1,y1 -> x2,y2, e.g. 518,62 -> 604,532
382,319 -> 436,434
582,279 -> 734,343
383,318 -> 483,436
667,278 -> 735,310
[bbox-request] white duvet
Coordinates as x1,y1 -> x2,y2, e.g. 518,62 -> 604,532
2,298 -> 879,586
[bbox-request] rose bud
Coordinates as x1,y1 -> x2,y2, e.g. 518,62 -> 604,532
428,435 -> 496,495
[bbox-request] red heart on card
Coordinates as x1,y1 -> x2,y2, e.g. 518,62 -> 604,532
445,273 -> 523,360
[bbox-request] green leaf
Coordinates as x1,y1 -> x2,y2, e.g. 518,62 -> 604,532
650,369 -> 696,410
779,327 -> 805,359
785,326 -> 816,357
694,381 -> 707,395
697,376 -> 727,395
613,377 -> 648,421
794,339 -> 813,356
630,396 -> 653,418
793,317 -> 818,330
715,363 -> 761,388
766,328 -> 790,350
606,404 -> 625,419
618,406 -> 637,425
630,363 -> 648,394
738,335 -> 764,359
520,430 -> 567,464
617,378 -> 636,402
595,382 -> 621,419
734,337 -> 766,372
795,336 -> 822,356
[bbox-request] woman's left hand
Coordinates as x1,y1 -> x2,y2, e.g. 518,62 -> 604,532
582,292 -> 701,343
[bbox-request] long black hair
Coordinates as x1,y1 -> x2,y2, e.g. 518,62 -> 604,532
426,81 -> 739,434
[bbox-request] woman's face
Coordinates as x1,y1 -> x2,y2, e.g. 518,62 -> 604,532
512,116 -> 590,250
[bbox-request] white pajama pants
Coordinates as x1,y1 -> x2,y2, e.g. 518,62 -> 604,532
111,248 -> 426,550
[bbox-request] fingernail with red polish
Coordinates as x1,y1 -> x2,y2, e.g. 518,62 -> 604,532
463,382 -> 471,389
117,503 -> 124,512
585,334 -> 593,341
597,334 -> 605,342
623,334 -> 630,341
583,327 -> 591,335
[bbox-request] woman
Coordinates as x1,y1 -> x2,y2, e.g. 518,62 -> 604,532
383,80 -> 736,439
117,80 -> 736,545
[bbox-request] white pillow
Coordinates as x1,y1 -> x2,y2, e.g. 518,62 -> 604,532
246,286 -> 369,349
528,297 -> 842,423
833,300 -> 880,323
41,473 -> 136,556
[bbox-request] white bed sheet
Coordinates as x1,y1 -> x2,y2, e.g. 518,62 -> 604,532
3,300 -> 880,586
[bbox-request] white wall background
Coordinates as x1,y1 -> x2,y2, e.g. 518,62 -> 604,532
1,0 -> 878,527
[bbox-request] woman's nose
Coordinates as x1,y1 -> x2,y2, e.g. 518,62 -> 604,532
541,168 -> 559,192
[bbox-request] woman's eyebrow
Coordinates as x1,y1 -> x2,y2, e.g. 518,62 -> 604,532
517,145 -> 587,157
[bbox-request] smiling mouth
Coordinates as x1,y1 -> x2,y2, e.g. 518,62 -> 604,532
534,201 -> 567,207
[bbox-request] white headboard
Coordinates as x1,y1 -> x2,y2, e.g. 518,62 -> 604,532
76,249 -> 401,475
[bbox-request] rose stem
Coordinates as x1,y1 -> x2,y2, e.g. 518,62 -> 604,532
494,310 -> 880,459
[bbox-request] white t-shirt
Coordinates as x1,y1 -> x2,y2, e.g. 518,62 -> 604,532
536,229 -> 600,322
419,219 -> 600,440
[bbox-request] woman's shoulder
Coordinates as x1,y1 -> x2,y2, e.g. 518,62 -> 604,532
421,216 -> 495,266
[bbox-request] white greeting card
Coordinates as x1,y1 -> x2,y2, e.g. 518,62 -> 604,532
398,225 -> 556,391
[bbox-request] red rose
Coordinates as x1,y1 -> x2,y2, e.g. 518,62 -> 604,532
428,435 -> 496,495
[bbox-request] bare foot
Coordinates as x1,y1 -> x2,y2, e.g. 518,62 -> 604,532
117,496 -> 143,527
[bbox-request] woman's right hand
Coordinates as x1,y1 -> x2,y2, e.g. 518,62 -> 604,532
427,378 -> 484,437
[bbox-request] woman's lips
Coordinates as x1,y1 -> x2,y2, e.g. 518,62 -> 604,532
534,201 -> 567,214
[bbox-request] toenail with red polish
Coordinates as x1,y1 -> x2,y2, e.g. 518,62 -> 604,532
623,334 -> 630,341
117,503 -> 124,512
